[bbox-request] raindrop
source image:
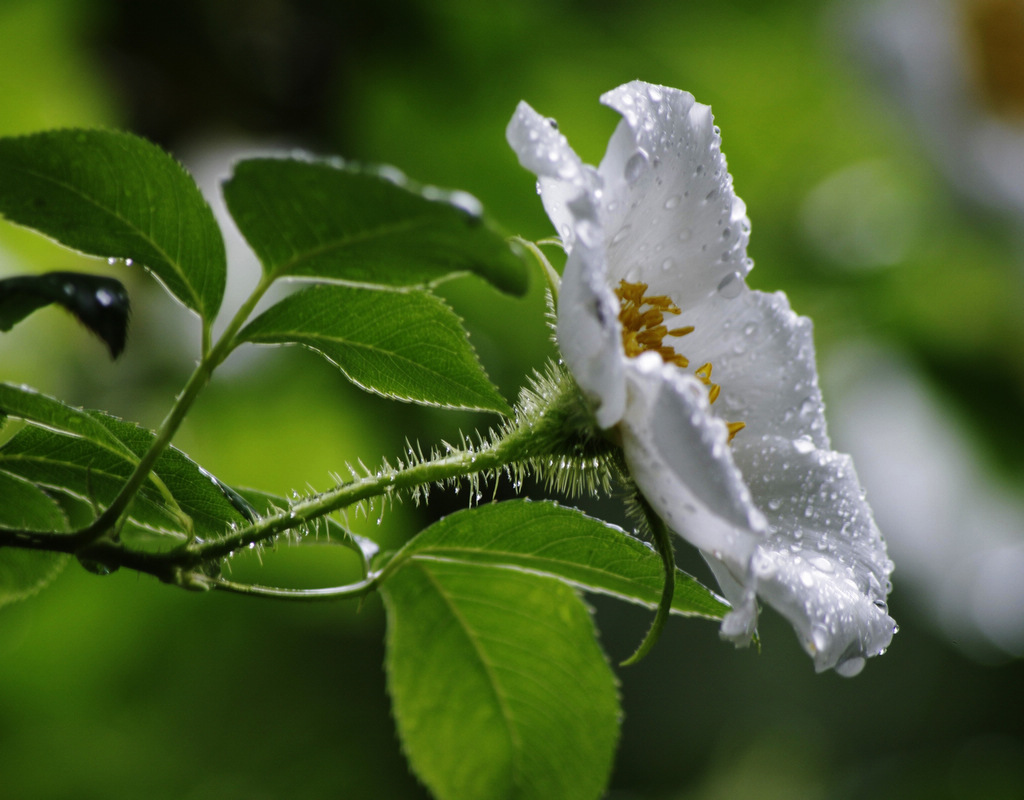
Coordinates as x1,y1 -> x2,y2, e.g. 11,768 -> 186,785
743,322 -> 757,337
661,258 -> 674,271
810,625 -> 830,652
799,571 -> 815,588
95,288 -> 115,307
576,220 -> 600,247
835,657 -> 865,678
793,437 -> 816,455
716,271 -> 743,298
752,551 -> 776,578
664,194 -> 681,209
647,85 -> 663,102
77,555 -> 119,576
107,257 -> 117,265
124,258 -> 133,266
611,225 -> 632,245
624,149 -> 650,183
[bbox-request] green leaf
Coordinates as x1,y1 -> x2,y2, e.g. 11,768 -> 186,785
0,382 -> 136,457
0,471 -> 69,608
382,558 -> 619,800
239,284 -> 510,413
222,157 -> 528,295
0,383 -> 248,543
0,129 -> 225,319
0,271 -> 130,357
390,500 -> 730,619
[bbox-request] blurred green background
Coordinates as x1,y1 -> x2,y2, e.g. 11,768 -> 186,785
3,0 -> 1024,797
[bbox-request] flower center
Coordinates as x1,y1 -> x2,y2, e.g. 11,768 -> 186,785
963,0 -> 1024,121
615,280 -> 745,442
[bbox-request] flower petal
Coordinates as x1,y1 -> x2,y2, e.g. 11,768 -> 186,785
557,233 -> 628,428
620,351 -> 766,574
734,434 -> 896,674
506,100 -> 596,250
596,81 -> 752,310
681,288 -> 830,448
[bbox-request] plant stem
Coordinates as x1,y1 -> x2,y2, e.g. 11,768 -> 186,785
189,425 -> 530,563
618,495 -> 676,666
72,274 -> 276,547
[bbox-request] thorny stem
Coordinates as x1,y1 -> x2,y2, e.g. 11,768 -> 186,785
0,360 -> 609,600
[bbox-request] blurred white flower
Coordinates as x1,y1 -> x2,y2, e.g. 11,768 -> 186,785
830,344 -> 1024,659
845,0 -> 1024,221
508,81 -> 896,674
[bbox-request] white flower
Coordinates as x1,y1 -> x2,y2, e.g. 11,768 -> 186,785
846,0 -> 1024,222
507,81 -> 896,675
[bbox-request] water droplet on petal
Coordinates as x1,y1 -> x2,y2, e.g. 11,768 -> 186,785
624,149 -> 649,183
611,224 -> 632,245
810,625 -> 830,653
576,220 -> 600,248
664,194 -> 681,210
716,271 -> 743,298
793,436 -> 816,454
835,656 -> 866,678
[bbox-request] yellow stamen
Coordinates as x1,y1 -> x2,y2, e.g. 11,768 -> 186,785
615,279 -> 745,441
726,421 -> 746,442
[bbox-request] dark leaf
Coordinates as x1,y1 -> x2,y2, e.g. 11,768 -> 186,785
0,271 -> 130,357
